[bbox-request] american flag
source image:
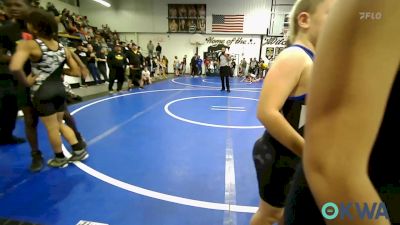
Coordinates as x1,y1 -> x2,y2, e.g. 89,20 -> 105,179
212,15 -> 244,33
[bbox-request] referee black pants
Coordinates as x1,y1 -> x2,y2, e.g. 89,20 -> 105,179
219,66 -> 230,91
108,67 -> 125,91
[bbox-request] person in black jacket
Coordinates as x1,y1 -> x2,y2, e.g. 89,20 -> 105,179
126,45 -> 144,89
0,0 -> 30,146
107,45 -> 127,93
156,43 -> 162,57
190,54 -> 197,77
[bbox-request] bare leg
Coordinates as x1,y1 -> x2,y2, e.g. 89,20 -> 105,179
40,113 -> 63,154
57,112 -> 78,146
63,110 -> 83,142
250,199 -> 284,225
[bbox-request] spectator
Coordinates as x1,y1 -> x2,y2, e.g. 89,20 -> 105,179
231,60 -> 236,77
190,54 -> 197,77
181,55 -> 187,75
96,47 -> 108,82
204,57 -> 210,74
126,45 -> 144,89
196,56 -> 203,76
161,55 -> 168,78
173,56 -> 180,76
0,8 -> 7,25
156,43 -> 162,57
154,57 -> 161,78
46,2 -> 59,17
87,44 -> 101,84
249,58 -> 257,74
107,45 -> 127,93
240,58 -> 247,76
74,43 -> 89,87
142,67 -> 152,85
145,55 -> 156,77
214,60 -> 219,73
162,55 -> 168,74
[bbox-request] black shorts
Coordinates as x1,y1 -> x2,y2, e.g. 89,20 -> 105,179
252,131 -> 300,208
32,81 -> 67,117
129,69 -> 142,81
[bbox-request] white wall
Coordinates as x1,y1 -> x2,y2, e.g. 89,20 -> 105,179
269,0 -> 295,35
79,0 -> 154,32
79,0 -> 272,34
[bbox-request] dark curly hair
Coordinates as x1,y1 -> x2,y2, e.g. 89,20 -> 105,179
26,8 -> 58,39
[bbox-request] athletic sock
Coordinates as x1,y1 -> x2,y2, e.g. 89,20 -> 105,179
72,142 -> 85,151
55,152 -> 65,158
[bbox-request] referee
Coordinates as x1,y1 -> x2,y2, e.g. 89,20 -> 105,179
218,47 -> 231,92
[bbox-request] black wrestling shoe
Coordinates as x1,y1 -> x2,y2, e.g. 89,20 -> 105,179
30,151 -> 44,172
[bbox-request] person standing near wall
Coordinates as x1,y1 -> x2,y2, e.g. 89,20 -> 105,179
231,59 -> 236,77
181,55 -> 187,75
204,57 -> 210,75
173,56 -> 180,76
156,43 -> 162,57
240,58 -> 247,76
190,54 -> 197,77
162,55 -> 168,74
196,56 -> 203,76
96,47 -> 108,82
107,45 -> 127,93
127,45 -> 144,89
74,43 -> 88,87
218,47 -> 231,92
161,55 -> 168,79
147,40 -> 154,57
87,44 -> 101,84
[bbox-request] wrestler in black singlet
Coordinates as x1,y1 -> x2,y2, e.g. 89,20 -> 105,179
30,39 -> 67,116
252,45 -> 314,207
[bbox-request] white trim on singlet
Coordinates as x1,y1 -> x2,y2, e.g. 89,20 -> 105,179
31,39 -> 66,92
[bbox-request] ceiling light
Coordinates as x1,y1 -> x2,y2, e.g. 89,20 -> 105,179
93,0 -> 111,7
